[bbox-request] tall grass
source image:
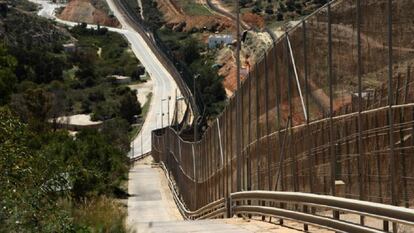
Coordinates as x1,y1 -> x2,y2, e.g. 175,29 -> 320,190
72,196 -> 127,233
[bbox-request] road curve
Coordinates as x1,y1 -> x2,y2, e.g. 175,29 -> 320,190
29,0 -> 179,156
105,0 -> 179,156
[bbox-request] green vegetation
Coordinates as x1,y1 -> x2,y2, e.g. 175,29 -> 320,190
141,0 -> 164,31
235,0 -> 327,29
71,24 -> 140,78
142,1 -> 227,123
0,108 -> 128,232
71,197 -> 127,232
6,22 -> 143,125
0,3 -> 146,232
177,0 -> 212,16
129,92 -> 152,140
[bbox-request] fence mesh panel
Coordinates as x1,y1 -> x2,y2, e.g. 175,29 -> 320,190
152,0 -> 414,211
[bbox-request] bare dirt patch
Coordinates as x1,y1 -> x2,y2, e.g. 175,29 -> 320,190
58,0 -> 119,27
158,0 -> 235,32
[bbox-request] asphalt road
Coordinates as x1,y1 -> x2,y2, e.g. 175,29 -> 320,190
29,0 -> 180,156
105,0 -> 180,156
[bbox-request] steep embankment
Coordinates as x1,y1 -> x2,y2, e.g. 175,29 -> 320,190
58,0 -> 119,27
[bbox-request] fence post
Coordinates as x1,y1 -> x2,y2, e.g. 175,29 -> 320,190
192,144 -> 198,210
264,50 -> 272,191
402,67 -> 411,208
247,71 -> 252,192
327,1 -> 339,220
255,63 -> 260,191
303,19 -> 311,232
226,196 -> 232,218
387,0 -> 398,232
356,0 -> 366,226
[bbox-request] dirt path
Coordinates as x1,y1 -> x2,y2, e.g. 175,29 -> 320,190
164,0 -> 183,16
129,80 -> 153,107
204,0 -> 250,30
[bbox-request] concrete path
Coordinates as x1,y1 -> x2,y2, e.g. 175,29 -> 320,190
127,157 -> 332,233
127,156 -> 182,233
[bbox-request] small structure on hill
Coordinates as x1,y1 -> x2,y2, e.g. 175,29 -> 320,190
51,114 -> 102,131
208,34 -> 233,49
52,0 -> 68,3
109,75 -> 131,84
63,43 -> 76,53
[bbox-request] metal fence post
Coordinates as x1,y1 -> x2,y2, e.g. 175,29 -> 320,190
235,0 -> 242,193
255,64 -> 260,190
192,144 -> 198,209
303,19 -> 312,232
387,0 -> 398,232
264,50 -> 272,191
248,71 -> 252,192
356,0 -> 366,226
286,34 -> 295,193
328,1 -> 339,220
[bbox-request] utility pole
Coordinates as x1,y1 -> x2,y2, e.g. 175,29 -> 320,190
168,96 -> 171,126
161,99 -> 163,128
161,98 -> 168,128
175,89 -> 178,129
235,0 -> 242,192
141,127 -> 143,155
194,74 -> 200,141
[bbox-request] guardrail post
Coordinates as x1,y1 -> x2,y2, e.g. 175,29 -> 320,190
192,144 -> 197,210
226,196 -> 232,218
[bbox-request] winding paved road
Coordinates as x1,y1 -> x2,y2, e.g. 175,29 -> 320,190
29,0 -> 179,156
106,0 -> 179,157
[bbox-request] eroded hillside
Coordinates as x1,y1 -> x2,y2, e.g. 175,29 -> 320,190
58,0 -> 119,27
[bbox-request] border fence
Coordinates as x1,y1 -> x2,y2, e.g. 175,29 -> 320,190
151,0 -> 414,226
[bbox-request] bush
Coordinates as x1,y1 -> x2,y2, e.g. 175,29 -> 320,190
265,4 -> 274,15
72,196 -> 127,233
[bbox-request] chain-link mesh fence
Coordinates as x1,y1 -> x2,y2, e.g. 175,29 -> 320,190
152,0 -> 414,212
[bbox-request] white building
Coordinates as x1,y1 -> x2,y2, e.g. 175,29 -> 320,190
208,34 -> 233,49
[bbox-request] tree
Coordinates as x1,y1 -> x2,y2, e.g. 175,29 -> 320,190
180,38 -> 200,65
190,60 -> 226,118
70,129 -> 128,199
10,88 -> 54,132
265,4 -> 274,14
0,45 -> 17,105
101,118 -> 131,153
0,108 -> 73,232
131,66 -> 145,81
239,0 -> 252,8
119,91 -> 141,123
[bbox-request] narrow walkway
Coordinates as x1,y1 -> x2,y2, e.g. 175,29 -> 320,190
127,157 -> 332,233
127,156 -> 182,232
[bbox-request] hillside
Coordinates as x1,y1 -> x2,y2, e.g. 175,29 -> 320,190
58,0 -> 120,27
0,4 -> 70,47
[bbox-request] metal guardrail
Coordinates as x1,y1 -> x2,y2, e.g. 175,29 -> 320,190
159,157 -> 414,231
231,191 -> 414,233
160,162 -> 226,220
130,151 -> 151,163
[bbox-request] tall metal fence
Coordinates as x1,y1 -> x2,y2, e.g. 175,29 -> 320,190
152,0 -> 414,212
